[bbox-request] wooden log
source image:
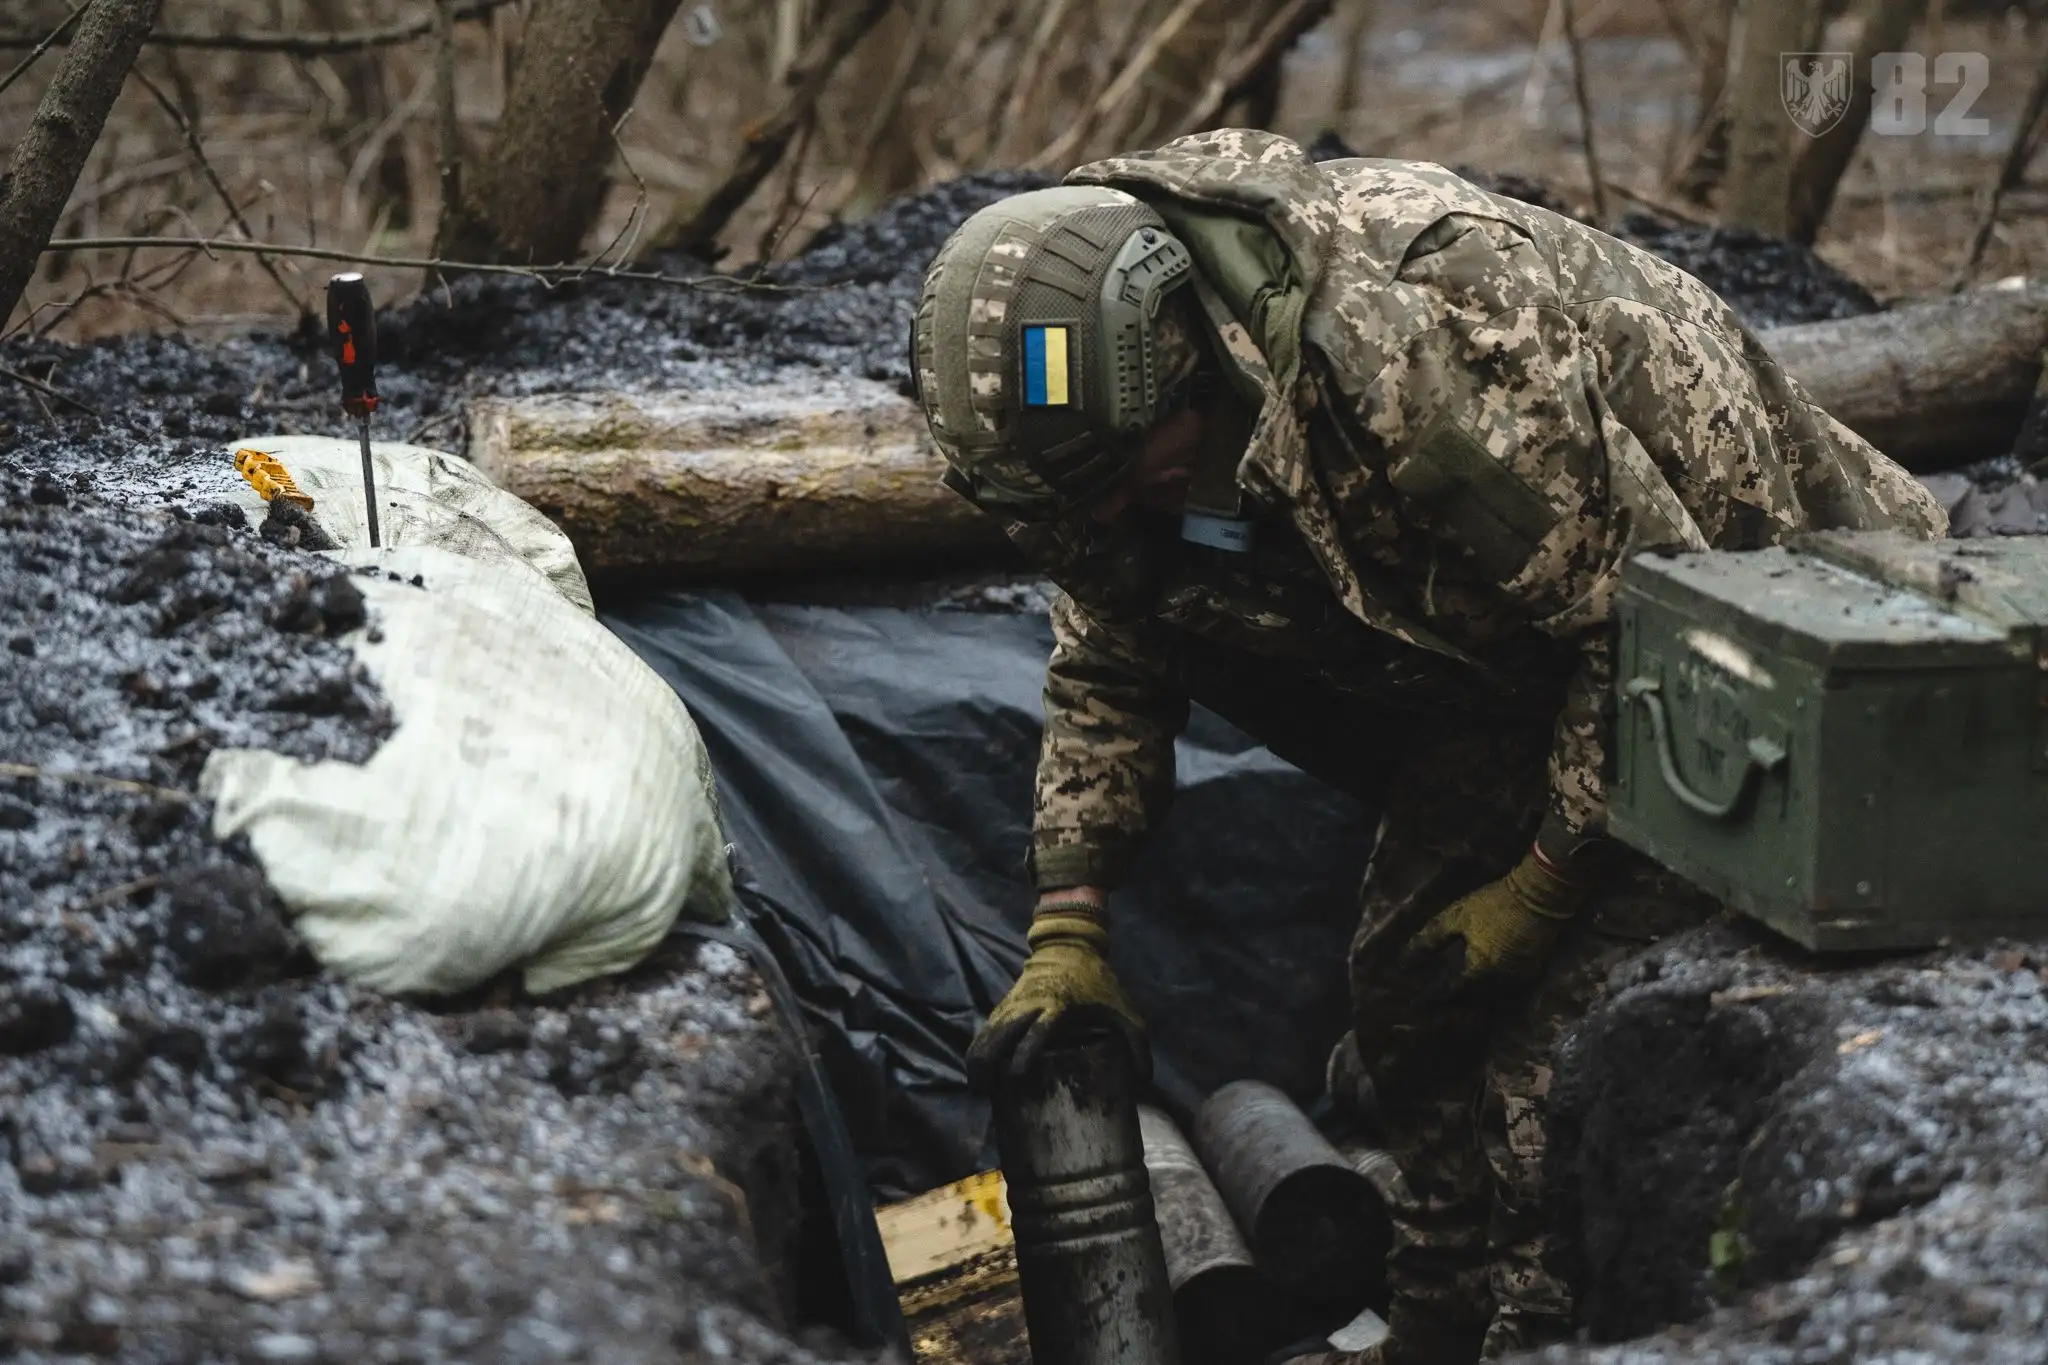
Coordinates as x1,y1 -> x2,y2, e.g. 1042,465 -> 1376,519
1764,281 -> 2048,472
469,285 -> 2048,583
467,376 -> 1011,581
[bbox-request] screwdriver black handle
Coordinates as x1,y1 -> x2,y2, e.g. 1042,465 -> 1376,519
326,273 -> 380,419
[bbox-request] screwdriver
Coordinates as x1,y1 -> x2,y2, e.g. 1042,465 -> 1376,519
325,272 -> 382,548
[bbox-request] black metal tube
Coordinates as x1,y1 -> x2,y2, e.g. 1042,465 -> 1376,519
1139,1105 -> 1281,1365
993,1035 -> 1181,1365
1192,1080 -> 1390,1307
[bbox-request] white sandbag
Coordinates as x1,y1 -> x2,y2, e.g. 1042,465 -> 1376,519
200,545 -> 732,996
222,435 -> 595,613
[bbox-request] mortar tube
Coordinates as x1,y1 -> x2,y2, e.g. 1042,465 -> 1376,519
1139,1105 -> 1286,1365
1192,1080 -> 1391,1308
992,1034 -> 1181,1365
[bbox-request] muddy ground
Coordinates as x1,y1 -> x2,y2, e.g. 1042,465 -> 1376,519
0,472 -> 843,1363
1530,923 -> 2048,1365
1,154 -> 2041,1362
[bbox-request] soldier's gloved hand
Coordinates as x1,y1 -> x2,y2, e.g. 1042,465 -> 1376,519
966,897 -> 1148,1090
1401,846 -> 1588,996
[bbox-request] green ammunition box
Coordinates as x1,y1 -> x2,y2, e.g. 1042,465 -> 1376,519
1610,531 -> 2048,951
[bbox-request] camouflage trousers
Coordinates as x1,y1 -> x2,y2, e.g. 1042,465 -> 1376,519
1181,643 -> 1716,1363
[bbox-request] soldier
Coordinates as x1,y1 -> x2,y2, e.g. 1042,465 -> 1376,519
909,131 -> 1944,1363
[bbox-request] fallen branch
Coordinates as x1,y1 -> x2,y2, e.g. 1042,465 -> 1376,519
37,233 -> 838,293
1606,180 -> 1713,226
0,0 -> 515,56
1172,0 -> 1336,137
651,0 -> 893,258
0,361 -> 103,416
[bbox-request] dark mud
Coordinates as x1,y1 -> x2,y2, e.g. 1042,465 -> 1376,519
0,475 -> 847,1359
1529,922 -> 2048,1364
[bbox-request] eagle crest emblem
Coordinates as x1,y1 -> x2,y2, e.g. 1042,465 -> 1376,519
1782,53 -> 1854,137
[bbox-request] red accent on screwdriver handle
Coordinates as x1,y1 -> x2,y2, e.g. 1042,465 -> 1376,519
326,273 -> 380,420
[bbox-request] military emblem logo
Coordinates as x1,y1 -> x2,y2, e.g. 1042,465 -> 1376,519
1782,52 -> 1854,136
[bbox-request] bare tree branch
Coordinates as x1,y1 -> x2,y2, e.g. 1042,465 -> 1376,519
0,0 -> 516,57
38,234 -> 843,293
0,0 -> 165,333
1027,0 -> 1210,171
0,0 -> 86,100
1955,37 -> 2048,288
1561,0 -> 1609,223
650,0 -> 893,259
130,65 -> 308,317
1172,0 -> 1337,138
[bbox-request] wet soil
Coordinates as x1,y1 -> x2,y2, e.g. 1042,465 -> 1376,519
0,470 -> 840,1361
0,161 -> 2027,1362
1530,922 -> 2048,1364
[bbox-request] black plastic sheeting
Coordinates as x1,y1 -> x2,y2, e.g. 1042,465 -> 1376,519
605,590 -> 1371,1199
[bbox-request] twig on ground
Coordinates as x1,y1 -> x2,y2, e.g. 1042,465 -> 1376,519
1955,38 -> 2048,289
1606,181 -> 1713,227
38,234 -> 842,294
0,361 -> 103,417
0,0 -> 516,57
0,763 -> 196,806
1173,0 -> 1337,137
69,874 -> 162,915
1560,0 -> 1608,224
0,0 -> 87,100
130,66 -> 308,318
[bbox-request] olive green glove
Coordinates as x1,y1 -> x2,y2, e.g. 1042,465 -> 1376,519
1401,848 -> 1588,991
966,900 -> 1148,1089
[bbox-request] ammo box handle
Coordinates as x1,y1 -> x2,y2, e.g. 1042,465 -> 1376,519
1623,677 -> 1788,821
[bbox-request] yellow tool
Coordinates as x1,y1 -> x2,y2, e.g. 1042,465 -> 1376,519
234,447 -> 315,511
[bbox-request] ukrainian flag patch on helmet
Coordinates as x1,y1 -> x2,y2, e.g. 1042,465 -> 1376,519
1022,325 -> 1070,407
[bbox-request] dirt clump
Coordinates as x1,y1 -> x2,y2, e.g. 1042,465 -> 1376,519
1533,923 -> 2048,1364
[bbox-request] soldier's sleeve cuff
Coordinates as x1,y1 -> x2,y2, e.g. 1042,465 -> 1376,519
1029,838 -> 1138,892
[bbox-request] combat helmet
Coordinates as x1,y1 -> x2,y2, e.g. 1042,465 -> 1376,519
910,186 -> 1203,522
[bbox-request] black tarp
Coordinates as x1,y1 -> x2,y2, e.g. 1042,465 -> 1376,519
606,589 -> 1370,1199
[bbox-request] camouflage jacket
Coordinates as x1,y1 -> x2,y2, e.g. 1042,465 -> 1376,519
1016,131 -> 1946,891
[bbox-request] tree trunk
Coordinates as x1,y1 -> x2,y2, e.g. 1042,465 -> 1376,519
1766,283 -> 2048,470
437,0 -> 681,266
1720,0 -> 1820,234
1786,0 -> 1929,245
468,380 -> 1009,582
0,0 -> 163,332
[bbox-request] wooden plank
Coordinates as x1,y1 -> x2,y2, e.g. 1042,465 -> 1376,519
876,1169 -> 1014,1287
